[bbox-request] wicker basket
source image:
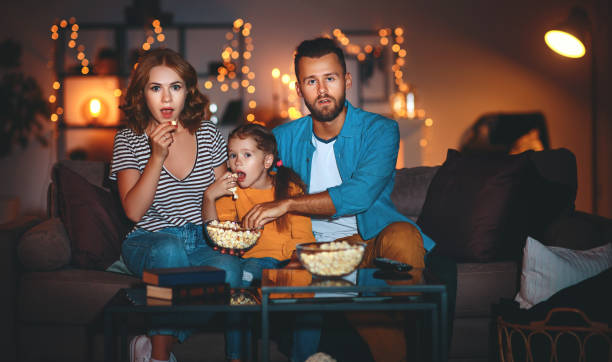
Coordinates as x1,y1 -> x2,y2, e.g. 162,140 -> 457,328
497,307 -> 611,362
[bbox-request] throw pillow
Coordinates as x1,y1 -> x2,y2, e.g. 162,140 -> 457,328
526,149 -> 577,240
515,236 -> 612,309
17,218 -> 71,271
55,163 -> 132,270
417,149 -> 534,262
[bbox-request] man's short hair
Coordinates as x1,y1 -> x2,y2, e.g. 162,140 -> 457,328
294,37 -> 346,80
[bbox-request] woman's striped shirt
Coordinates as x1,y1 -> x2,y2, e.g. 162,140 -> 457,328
109,120 -> 227,231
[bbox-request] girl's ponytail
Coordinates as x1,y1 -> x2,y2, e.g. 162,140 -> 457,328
274,161 -> 306,232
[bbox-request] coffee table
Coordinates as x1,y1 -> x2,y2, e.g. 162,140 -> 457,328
103,268 -> 447,362
259,268 -> 448,362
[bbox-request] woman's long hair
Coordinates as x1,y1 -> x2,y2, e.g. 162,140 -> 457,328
228,123 -> 306,232
121,48 -> 209,134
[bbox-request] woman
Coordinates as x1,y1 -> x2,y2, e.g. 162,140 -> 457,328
110,48 -> 242,362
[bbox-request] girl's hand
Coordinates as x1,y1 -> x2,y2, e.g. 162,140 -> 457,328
149,121 -> 178,160
204,171 -> 237,202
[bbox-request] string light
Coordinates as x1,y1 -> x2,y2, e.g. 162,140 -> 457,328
330,26 -> 432,151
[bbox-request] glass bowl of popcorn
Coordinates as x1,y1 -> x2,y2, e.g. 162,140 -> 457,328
296,240 -> 366,278
204,220 -> 262,252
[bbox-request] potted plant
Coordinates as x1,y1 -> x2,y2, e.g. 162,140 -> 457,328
0,39 -> 49,157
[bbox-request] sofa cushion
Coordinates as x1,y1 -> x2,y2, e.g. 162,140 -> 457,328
392,166 -> 439,220
455,261 -> 518,317
526,149 -> 577,240
17,218 -> 71,271
515,236 -> 612,309
55,164 -> 132,270
417,149 -> 534,262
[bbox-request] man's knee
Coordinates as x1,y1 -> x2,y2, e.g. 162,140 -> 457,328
375,222 -> 425,268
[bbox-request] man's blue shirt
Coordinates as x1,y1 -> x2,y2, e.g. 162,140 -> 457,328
273,101 -> 435,251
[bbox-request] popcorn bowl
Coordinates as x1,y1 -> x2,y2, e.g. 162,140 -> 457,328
204,220 -> 261,251
296,240 -> 366,278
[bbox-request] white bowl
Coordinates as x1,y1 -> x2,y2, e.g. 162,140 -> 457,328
296,240 -> 366,277
205,220 -> 261,250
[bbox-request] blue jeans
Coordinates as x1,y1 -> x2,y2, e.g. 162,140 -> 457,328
239,257 -> 282,287
239,257 -> 320,362
121,223 -> 244,358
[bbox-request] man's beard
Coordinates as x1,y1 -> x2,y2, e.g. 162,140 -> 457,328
304,93 -> 346,123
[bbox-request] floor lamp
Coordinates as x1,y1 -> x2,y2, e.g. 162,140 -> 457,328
544,6 -> 598,214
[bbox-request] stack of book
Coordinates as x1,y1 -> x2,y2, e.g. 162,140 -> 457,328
142,266 -> 228,306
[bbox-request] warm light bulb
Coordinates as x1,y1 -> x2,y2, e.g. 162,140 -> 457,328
544,30 -> 586,58
89,98 -> 102,117
271,68 -> 280,78
281,74 -> 290,84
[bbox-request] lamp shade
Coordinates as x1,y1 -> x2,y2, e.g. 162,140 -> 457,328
544,7 -> 590,58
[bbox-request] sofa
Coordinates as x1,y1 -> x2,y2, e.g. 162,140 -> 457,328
2,148 -> 611,362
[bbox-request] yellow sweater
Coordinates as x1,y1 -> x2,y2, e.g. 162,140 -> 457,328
215,185 -> 315,260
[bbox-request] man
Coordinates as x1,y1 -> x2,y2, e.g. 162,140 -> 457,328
243,37 -> 434,270
243,37 -> 437,361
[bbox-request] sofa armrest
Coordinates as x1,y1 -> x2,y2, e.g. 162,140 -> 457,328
0,216 -> 42,361
540,211 -> 612,250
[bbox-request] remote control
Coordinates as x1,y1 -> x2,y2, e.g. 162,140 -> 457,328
373,270 -> 413,280
373,257 -> 413,272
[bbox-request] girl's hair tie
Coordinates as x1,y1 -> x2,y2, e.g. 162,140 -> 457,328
276,160 -> 283,167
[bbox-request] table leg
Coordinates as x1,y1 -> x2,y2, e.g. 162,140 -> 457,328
104,310 -> 113,362
120,314 -> 128,362
261,294 -> 270,362
431,307 -> 439,362
440,290 -> 448,362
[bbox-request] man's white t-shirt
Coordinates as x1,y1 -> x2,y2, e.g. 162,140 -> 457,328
309,134 -> 358,242
310,134 -> 359,291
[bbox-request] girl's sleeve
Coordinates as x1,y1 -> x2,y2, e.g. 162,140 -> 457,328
287,213 -> 315,253
214,195 -> 238,222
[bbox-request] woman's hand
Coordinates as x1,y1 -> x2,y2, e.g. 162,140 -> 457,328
149,121 -> 177,160
204,171 -> 237,202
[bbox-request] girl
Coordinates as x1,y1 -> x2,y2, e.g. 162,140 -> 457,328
110,48 -> 242,362
203,123 -> 315,286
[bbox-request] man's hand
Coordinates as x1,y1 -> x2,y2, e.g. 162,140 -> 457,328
242,199 -> 290,229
